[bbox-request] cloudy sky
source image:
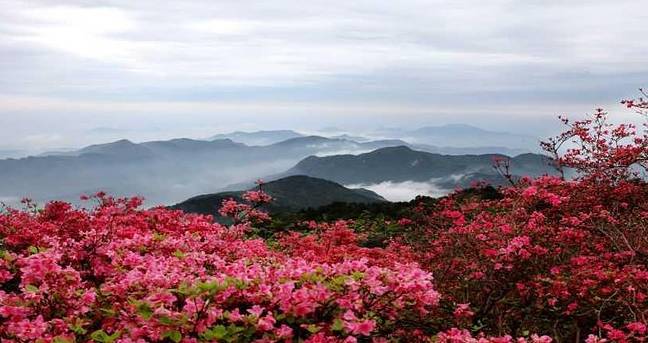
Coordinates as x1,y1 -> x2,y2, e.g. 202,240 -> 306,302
1,0 -> 647,151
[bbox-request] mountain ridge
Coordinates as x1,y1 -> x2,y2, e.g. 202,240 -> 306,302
209,130 -> 304,146
172,175 -> 387,218
284,145 -> 557,187
0,135 -> 407,205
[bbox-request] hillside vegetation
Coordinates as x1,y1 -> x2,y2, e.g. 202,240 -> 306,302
172,175 -> 386,220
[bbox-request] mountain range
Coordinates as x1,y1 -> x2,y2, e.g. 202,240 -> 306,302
0,125 -> 548,206
289,146 -> 554,181
209,130 -> 304,146
0,136 -> 408,205
282,146 -> 557,190
222,146 -> 557,199
206,127 -> 535,156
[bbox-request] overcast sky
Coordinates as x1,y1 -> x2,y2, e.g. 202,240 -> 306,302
1,0 -> 647,150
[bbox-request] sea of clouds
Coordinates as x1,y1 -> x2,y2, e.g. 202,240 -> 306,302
346,180 -> 451,202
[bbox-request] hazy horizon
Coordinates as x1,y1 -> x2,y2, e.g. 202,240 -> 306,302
0,123 -> 537,157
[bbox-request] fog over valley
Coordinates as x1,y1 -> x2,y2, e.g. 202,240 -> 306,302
344,180 -> 453,202
0,126 -> 556,207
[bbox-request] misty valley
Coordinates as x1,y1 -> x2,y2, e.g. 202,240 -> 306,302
0,125 -> 553,209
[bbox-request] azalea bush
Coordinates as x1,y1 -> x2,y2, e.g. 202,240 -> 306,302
0,194 -> 442,342
384,94 -> 648,342
2,92 -> 648,342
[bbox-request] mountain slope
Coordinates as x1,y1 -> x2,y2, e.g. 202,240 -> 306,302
172,175 -> 386,217
61,139 -> 156,159
285,146 -> 557,186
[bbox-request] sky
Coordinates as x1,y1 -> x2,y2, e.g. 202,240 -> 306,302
1,0 -> 647,151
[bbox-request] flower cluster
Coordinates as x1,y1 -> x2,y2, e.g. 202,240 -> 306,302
0,194 -> 438,342
385,100 -> 648,341
219,189 -> 273,225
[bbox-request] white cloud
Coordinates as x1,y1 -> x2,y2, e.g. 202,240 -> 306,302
4,1 -> 646,84
187,19 -> 260,35
347,180 -> 451,202
15,6 -> 141,63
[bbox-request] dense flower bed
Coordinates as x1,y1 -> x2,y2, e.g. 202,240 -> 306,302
0,195 -> 443,342
2,93 -> 648,342
388,95 -> 648,342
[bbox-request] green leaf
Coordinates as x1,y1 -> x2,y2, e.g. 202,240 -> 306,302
306,324 -> 321,333
100,307 -> 116,318
25,284 -> 39,293
331,319 -> 344,332
134,301 -> 153,320
158,315 -> 175,325
327,275 -> 348,291
224,276 -> 248,290
201,325 -> 227,340
153,232 -> 166,241
175,282 -> 192,295
91,330 -> 121,343
213,325 -> 228,339
90,330 -> 109,342
69,322 -> 87,335
351,271 -> 364,281
53,336 -> 74,343
162,330 -> 182,343
198,281 -> 231,297
227,324 -> 245,334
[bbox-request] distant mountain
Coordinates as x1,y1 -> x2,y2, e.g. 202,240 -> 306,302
78,139 -> 155,158
206,129 -> 519,154
45,138 -> 247,158
264,136 -> 412,157
172,175 -> 386,217
411,144 -> 529,157
284,146 -> 557,188
0,149 -> 28,159
269,136 -> 333,148
140,138 -> 246,156
0,136 -> 406,206
373,124 -> 539,152
209,130 -> 304,146
37,148 -> 77,157
329,134 -> 370,142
